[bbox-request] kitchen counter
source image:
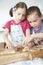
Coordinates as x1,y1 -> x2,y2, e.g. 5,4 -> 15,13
0,43 -> 43,65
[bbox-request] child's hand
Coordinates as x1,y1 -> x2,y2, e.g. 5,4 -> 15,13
22,36 -> 33,47
22,40 -> 34,49
17,44 -> 22,49
27,41 -> 34,48
6,43 -> 15,50
25,36 -> 33,43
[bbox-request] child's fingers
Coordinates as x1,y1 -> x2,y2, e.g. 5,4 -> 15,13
17,44 -> 22,48
6,44 -> 14,50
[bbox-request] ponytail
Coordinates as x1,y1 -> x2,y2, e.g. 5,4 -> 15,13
9,8 -> 13,17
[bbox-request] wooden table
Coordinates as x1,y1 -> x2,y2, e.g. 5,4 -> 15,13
0,43 -> 43,65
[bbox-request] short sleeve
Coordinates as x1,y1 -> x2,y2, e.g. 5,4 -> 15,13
3,20 -> 11,31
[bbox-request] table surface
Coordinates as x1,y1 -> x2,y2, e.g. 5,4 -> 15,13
0,44 -> 43,65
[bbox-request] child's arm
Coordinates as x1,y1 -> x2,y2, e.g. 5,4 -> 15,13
31,32 -> 43,39
3,28 -> 14,49
26,28 -> 30,37
23,32 -> 43,48
22,29 -> 31,47
26,32 -> 43,43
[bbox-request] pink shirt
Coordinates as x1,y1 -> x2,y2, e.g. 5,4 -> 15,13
3,19 -> 31,36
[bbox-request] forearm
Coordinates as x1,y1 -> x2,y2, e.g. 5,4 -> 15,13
3,34 -> 12,45
26,29 -> 30,37
31,32 -> 43,39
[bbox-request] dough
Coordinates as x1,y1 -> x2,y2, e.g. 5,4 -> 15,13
22,47 -> 29,52
0,49 -> 16,55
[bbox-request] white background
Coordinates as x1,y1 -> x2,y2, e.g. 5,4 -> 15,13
0,0 -> 43,42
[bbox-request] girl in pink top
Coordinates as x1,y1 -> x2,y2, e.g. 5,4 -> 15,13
3,2 -> 31,49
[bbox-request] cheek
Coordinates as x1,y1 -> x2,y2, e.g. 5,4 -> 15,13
35,21 -> 40,25
29,23 -> 33,27
15,14 -> 19,19
15,12 -> 19,17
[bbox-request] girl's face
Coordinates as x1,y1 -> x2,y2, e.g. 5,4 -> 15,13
14,8 -> 26,23
27,12 -> 41,29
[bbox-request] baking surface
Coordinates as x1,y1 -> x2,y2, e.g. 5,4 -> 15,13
0,50 -> 29,65
0,43 -> 43,65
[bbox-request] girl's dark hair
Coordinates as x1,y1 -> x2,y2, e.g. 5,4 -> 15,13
27,6 -> 42,17
9,2 -> 27,17
9,8 -> 13,17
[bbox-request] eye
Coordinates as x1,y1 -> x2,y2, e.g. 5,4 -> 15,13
33,19 -> 39,22
33,20 -> 38,22
18,13 -> 21,15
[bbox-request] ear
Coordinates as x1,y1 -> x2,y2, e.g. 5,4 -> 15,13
41,15 -> 43,20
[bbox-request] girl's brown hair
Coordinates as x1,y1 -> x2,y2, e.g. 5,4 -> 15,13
27,6 -> 42,17
9,2 -> 27,17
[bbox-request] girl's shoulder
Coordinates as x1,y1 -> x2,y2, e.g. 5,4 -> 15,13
22,19 -> 31,28
23,19 -> 29,22
22,19 -> 30,24
7,19 -> 15,24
